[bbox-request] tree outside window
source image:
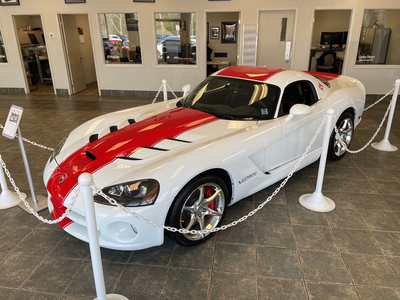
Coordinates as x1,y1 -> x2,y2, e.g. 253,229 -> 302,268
99,13 -> 142,64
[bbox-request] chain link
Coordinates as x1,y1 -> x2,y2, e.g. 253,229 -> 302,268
334,98 -> 393,154
92,115 -> 327,235
363,88 -> 394,112
166,83 -> 178,99
0,155 -> 78,224
151,84 -> 164,104
0,124 -> 54,151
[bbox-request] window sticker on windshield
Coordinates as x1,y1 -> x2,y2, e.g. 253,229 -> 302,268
261,108 -> 268,115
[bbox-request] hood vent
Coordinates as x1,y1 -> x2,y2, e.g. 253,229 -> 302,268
89,134 -> 98,143
128,119 -> 136,125
144,146 -> 169,152
86,151 -> 97,160
167,138 -> 192,144
110,125 -> 118,133
117,156 -> 142,161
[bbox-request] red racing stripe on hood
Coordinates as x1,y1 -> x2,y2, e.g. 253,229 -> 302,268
47,107 -> 217,227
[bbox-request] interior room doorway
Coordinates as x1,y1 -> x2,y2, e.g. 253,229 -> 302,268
13,14 -> 54,94
206,12 -> 240,76
308,10 -> 352,74
257,10 -> 296,68
59,14 -> 97,95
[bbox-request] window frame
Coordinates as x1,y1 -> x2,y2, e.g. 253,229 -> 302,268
98,12 -> 144,66
355,8 -> 400,67
154,12 -> 197,67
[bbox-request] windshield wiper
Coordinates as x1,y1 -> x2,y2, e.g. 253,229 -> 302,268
208,112 -> 233,120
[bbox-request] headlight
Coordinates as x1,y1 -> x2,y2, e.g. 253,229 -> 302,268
50,134 -> 69,163
94,179 -> 159,207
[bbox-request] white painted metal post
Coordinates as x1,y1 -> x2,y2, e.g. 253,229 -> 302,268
162,79 -> 168,101
371,79 -> 400,152
78,173 -> 128,300
0,155 -> 25,209
299,108 -> 335,212
16,127 -> 47,213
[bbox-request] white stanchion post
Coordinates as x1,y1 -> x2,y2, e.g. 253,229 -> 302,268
16,127 -> 48,213
0,155 -> 26,209
371,79 -> 400,152
78,173 -> 128,300
162,79 -> 168,102
299,108 -> 336,212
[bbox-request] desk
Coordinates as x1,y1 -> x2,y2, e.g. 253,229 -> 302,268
207,60 -> 230,67
308,48 -> 345,74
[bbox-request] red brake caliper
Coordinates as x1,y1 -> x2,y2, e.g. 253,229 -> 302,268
204,186 -> 215,218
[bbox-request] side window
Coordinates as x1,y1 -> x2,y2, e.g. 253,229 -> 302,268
280,81 -> 318,116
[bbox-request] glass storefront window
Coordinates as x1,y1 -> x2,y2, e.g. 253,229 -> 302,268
0,30 -> 8,63
357,9 -> 400,65
155,12 -> 196,65
99,13 -> 142,64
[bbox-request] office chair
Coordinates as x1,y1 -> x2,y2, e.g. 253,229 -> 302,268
316,51 -> 337,73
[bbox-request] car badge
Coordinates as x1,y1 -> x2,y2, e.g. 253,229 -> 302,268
319,83 -> 324,91
58,175 -> 66,184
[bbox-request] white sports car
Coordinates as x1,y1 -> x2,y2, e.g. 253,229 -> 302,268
44,66 -> 365,250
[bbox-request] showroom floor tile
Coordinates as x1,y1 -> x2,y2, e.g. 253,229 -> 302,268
0,91 -> 400,299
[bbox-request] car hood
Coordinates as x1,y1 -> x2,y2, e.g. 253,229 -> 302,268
54,107 -> 221,181
50,106 -> 256,182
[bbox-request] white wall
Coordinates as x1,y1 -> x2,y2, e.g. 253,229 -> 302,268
0,0 -> 399,95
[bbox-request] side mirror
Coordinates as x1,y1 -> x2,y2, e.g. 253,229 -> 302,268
285,104 -> 312,121
182,84 -> 191,97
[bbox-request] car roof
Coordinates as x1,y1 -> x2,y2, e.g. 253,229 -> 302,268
214,66 -> 339,86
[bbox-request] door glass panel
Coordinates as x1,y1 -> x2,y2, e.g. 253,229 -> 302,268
0,30 -> 8,63
99,13 -> 142,64
357,9 -> 400,65
155,12 -> 196,65
308,10 -> 351,74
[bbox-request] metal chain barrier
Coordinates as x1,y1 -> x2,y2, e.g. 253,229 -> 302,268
0,123 -> 54,151
151,84 -> 164,104
151,82 -> 179,104
166,82 -> 178,99
92,115 -> 327,235
0,155 -> 78,224
363,87 -> 394,112
334,98 -> 393,154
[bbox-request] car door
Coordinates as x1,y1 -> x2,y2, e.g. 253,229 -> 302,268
263,80 -> 330,172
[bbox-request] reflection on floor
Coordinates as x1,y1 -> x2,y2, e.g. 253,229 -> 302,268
0,92 -> 400,300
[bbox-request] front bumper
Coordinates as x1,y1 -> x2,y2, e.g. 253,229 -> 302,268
47,192 -> 170,251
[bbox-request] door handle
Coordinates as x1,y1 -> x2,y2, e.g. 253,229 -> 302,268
80,57 -> 84,59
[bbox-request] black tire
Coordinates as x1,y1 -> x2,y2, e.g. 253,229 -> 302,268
166,174 -> 228,246
328,111 -> 354,161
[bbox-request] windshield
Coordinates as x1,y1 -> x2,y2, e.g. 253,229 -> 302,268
184,77 -> 280,120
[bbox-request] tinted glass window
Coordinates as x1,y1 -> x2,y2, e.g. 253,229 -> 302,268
99,13 -> 142,64
184,77 -> 280,120
357,9 -> 400,65
155,13 -> 196,65
0,30 -> 7,63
